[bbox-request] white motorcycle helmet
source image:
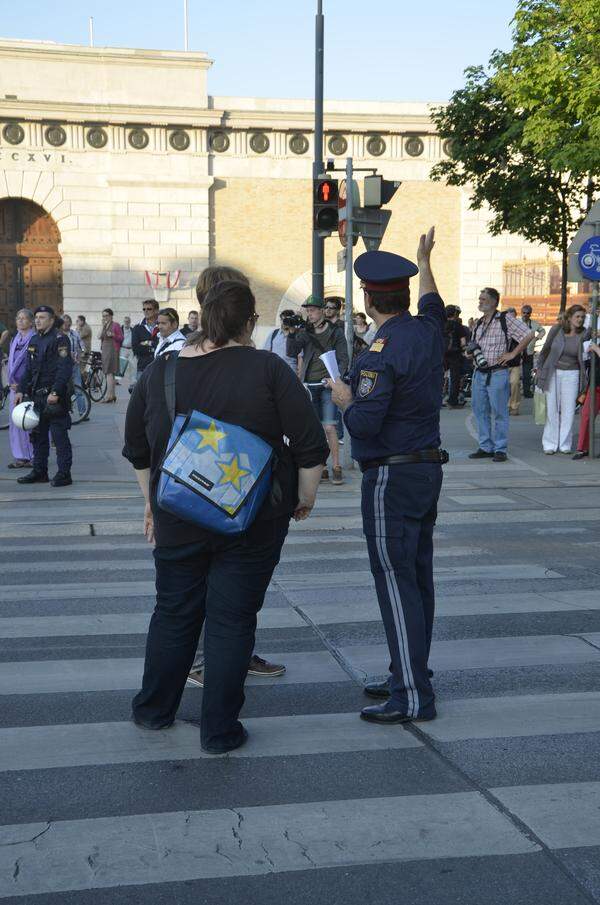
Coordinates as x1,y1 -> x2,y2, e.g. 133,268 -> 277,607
11,401 -> 40,432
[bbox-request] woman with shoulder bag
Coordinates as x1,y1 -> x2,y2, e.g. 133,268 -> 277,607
536,305 -> 590,454
123,280 -> 328,754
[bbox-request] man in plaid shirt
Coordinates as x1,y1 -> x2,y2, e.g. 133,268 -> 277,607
468,288 -> 534,462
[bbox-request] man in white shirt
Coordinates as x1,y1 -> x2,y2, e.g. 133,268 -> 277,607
263,309 -> 300,372
154,308 -> 186,357
520,304 -> 546,398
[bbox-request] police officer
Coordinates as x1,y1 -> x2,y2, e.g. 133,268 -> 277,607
329,227 -> 446,724
14,305 -> 74,487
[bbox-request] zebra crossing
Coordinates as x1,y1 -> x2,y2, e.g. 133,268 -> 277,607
2,448 -> 600,903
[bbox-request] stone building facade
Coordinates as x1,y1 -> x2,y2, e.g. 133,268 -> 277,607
0,38 -> 549,339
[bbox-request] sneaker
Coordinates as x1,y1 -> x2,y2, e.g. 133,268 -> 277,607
492,452 -> 507,462
187,667 -> 205,688
573,451 -> 588,460
331,466 -> 344,485
468,449 -> 494,459
321,468 -> 329,482
247,654 -> 286,677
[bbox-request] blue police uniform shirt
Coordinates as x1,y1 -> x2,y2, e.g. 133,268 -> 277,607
344,292 -> 445,461
18,328 -> 73,397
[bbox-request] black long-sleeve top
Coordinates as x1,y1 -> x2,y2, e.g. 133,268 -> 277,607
286,323 -> 350,381
122,346 -> 330,546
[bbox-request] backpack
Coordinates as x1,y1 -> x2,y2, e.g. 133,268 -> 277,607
156,353 -> 275,535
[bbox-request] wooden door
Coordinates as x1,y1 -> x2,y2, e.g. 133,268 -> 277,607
0,198 -> 62,327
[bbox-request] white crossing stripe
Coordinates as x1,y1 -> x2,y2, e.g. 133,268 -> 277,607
491,781 -> 600,851
339,634 -> 600,678
0,792 -> 537,897
0,651 -> 347,695
0,607 -> 305,639
421,692 -> 600,741
447,494 -> 514,505
0,713 -> 422,772
295,592 -> 591,625
275,564 -> 564,590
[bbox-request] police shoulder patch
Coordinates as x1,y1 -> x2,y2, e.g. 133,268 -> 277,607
358,369 -> 378,398
369,337 -> 387,353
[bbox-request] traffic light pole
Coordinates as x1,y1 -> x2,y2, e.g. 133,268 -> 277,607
344,157 -> 355,363
312,0 -> 325,304
589,224 -> 598,459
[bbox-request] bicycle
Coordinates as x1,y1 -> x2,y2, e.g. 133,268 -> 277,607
0,384 -> 9,431
70,383 -> 91,425
81,351 -> 107,402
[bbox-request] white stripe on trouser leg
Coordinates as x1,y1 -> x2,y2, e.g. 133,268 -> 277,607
373,466 -> 419,717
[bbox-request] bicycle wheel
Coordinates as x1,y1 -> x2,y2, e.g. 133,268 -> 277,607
70,386 -> 91,425
0,387 -> 10,431
88,368 -> 107,402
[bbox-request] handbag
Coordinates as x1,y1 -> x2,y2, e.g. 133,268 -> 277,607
533,388 -> 547,425
157,353 -> 274,535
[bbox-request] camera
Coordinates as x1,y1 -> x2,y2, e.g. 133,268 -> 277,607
466,341 -> 489,370
282,313 -> 304,330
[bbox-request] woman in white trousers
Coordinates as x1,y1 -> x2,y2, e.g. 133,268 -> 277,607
536,305 -> 589,455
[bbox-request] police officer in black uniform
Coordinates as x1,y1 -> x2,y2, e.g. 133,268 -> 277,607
15,305 -> 74,487
329,227 -> 446,724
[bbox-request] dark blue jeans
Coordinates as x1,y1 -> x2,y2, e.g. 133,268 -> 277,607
132,516 -> 289,751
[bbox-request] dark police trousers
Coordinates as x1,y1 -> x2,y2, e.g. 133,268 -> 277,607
32,412 -> 72,476
132,516 -> 289,751
362,462 -> 442,718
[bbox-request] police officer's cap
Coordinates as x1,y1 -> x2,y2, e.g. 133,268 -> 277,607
34,305 -> 55,317
354,251 -> 418,293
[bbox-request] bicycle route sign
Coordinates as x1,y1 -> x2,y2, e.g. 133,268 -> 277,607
578,236 -> 600,282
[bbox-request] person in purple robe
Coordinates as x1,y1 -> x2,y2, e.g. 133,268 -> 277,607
7,308 -> 35,468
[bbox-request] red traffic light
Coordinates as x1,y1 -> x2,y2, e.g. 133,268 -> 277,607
315,179 -> 338,203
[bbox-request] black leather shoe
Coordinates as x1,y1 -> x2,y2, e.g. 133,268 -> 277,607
51,473 -> 73,487
492,452 -> 508,462
17,471 -> 49,485
364,670 -> 434,698
202,727 -> 249,755
360,703 -> 437,724
468,449 -> 494,459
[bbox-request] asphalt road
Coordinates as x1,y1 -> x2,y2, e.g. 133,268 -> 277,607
1,390 -> 600,904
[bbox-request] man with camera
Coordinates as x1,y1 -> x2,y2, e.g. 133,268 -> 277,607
14,305 -> 74,487
287,297 -> 349,484
468,288 -> 534,462
444,305 -> 469,408
263,309 -> 302,372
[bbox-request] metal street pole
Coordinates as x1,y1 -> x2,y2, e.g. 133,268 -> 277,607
88,17 -> 94,47
589,226 -> 599,458
343,157 -> 354,469
183,0 -> 189,51
312,0 -> 325,304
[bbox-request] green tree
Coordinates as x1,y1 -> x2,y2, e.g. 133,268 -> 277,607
431,57 -> 593,311
499,0 -> 600,178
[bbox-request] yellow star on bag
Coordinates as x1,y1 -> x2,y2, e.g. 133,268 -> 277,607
217,456 -> 250,491
195,420 -> 227,452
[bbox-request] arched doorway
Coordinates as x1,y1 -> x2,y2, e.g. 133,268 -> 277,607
0,198 -> 62,325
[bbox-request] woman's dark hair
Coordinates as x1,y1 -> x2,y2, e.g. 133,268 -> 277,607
102,308 -> 113,317
197,281 -> 256,348
158,307 -> 179,325
196,265 -> 249,306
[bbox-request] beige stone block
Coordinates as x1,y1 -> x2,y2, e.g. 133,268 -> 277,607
128,202 -> 160,216
190,204 -> 209,218
43,188 -> 66,216
110,230 -> 129,244
113,203 -> 128,216
143,216 -> 176,230
21,170 -> 42,199
58,215 -> 79,232
5,170 -> 24,196
112,215 -> 145,230
51,201 -> 72,223
110,270 -> 145,286
63,185 -> 109,202
62,254 -> 112,270
128,230 -> 160,245
159,230 -> 191,244
32,171 -> 55,206
170,259 -> 192,272
58,172 -> 108,188
111,243 -> 146,258
76,215 -> 113,230
143,244 -> 177,257
62,282 -> 112,299
159,203 -> 191,216
177,245 -> 208,260
191,230 -> 209,244
70,200 -> 113,216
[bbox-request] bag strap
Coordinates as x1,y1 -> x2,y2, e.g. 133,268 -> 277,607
163,351 -> 179,425
269,327 -> 279,350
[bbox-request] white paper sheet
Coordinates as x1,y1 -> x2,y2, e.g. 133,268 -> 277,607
319,350 -> 340,381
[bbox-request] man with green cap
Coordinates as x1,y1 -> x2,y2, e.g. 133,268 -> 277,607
287,295 -> 349,484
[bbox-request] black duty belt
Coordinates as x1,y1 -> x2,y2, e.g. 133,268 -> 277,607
360,449 -> 449,472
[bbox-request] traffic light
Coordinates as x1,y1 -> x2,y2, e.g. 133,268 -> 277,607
363,175 -> 401,208
314,177 -> 339,236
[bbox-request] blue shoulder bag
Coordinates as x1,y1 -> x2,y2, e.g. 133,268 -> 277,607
157,353 -> 275,535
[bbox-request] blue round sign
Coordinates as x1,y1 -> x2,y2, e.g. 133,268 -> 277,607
578,236 -> 600,281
